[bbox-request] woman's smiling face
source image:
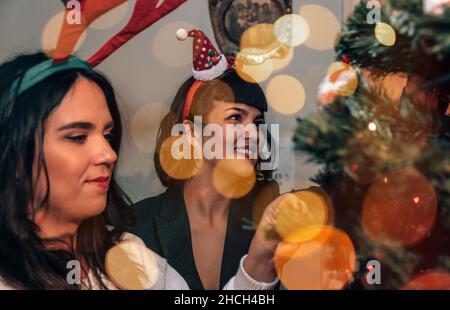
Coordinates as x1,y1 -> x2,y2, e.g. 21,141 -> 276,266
203,100 -> 264,166
33,77 -> 117,224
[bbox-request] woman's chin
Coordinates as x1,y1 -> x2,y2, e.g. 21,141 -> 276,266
82,197 -> 107,219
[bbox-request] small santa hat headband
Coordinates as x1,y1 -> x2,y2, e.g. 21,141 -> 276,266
176,28 -> 234,119
7,0 -> 187,100
176,28 -> 229,81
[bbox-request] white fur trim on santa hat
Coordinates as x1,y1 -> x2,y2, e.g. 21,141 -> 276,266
192,54 -> 228,81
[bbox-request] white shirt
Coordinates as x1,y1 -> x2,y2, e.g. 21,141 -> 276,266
0,233 -> 278,290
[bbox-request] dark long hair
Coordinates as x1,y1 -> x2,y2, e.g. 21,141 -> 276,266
154,70 -> 276,188
0,52 -> 134,289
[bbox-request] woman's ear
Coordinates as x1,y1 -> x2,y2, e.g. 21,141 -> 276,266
182,119 -> 194,137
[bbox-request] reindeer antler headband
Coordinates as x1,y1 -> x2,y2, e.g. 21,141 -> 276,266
9,0 -> 187,98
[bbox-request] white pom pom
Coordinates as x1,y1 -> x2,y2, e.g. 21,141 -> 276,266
176,28 -> 188,41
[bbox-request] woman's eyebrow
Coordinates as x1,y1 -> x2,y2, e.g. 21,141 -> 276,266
57,122 -> 94,131
104,121 -> 114,130
225,107 -> 247,114
225,107 -> 263,119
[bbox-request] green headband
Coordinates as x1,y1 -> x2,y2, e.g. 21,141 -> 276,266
9,56 -> 92,99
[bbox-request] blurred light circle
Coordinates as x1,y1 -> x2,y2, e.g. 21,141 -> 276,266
240,23 -> 276,51
159,135 -> 203,180
362,167 -> 437,247
275,225 -> 333,259
374,22 -> 396,47
235,48 -> 274,83
90,1 -> 130,30
275,190 -> 330,242
275,226 -> 356,290
131,103 -> 169,154
271,45 -> 294,71
273,14 -> 310,47
299,5 -> 340,51
105,241 -> 159,290
153,21 -> 195,67
266,75 -> 305,115
213,159 -> 256,199
368,122 -> 377,131
240,22 -> 293,73
402,272 -> 450,290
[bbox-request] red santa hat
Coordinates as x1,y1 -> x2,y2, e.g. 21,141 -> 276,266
176,28 -> 229,81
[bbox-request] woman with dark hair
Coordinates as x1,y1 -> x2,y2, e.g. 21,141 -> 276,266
131,29 -> 282,290
0,51 -> 282,290
0,52 -> 190,289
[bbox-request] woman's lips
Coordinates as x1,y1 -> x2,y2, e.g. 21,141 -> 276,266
86,176 -> 110,190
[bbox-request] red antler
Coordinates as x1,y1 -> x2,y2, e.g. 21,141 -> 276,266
53,0 -> 128,62
87,0 -> 188,67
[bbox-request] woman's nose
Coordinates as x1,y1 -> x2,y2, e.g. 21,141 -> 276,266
238,123 -> 258,143
93,138 -> 118,166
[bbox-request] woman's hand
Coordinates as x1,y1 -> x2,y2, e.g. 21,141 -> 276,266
243,187 -> 329,283
243,194 -> 287,283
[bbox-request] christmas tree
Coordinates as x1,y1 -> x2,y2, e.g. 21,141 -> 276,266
293,0 -> 450,289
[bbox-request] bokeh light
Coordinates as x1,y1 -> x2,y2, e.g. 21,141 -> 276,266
266,75 -> 305,115
276,225 -> 334,259
274,190 -> 330,243
105,241 -> 159,290
374,22 -> 396,47
368,122 -> 377,131
131,103 -> 169,154
299,5 -> 340,51
402,272 -> 450,290
240,23 -> 277,52
271,45 -> 294,71
237,21 -> 299,82
212,159 -> 256,199
235,48 -> 274,83
89,0 -> 130,30
362,167 -> 437,247
153,21 -> 195,67
275,226 -> 356,290
159,135 -> 203,180
42,11 -> 86,57
273,14 -> 310,47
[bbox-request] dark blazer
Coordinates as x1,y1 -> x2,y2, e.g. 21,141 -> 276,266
130,180 -> 279,290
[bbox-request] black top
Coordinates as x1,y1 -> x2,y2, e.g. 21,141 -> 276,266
130,180 -> 279,290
